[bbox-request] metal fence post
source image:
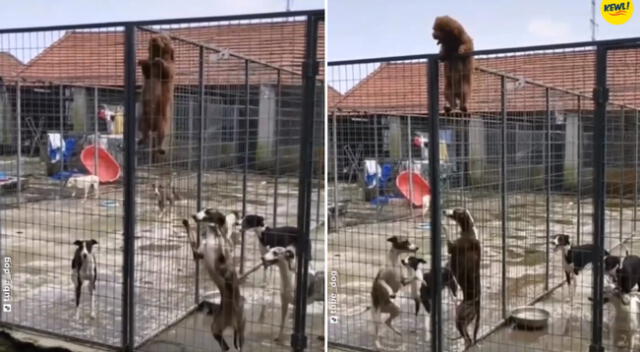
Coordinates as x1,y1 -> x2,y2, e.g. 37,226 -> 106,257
16,82 -> 21,207
94,87 -> 99,179
240,59 -> 250,275
195,46 -> 205,305
273,70 -> 281,228
545,87 -> 551,291
427,57 -> 442,352
590,45 -> 608,352
500,76 -> 508,319
635,109 -> 638,232
577,96 -> 582,245
374,114 -> 379,200
58,86 -> 65,197
407,115 -> 414,217
331,111 -> 339,230
291,13 -> 321,352
122,23 -> 137,352
619,106 -> 625,242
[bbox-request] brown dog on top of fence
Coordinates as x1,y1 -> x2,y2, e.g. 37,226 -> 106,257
432,16 -> 474,114
138,34 -> 175,160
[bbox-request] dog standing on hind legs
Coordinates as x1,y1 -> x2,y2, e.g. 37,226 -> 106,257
369,236 -> 419,349
183,212 -> 245,351
211,264 -> 245,351
444,208 -> 481,349
71,239 -> 98,320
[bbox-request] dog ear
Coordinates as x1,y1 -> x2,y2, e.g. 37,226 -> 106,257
89,239 -> 98,246
73,240 -> 83,246
285,249 -> 296,260
386,236 -> 397,243
418,258 -> 427,264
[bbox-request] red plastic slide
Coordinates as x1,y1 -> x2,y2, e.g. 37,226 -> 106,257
396,171 -> 431,207
80,145 -> 121,183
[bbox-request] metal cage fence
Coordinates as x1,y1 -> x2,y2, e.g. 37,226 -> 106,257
328,39 -> 640,352
0,10 -> 324,352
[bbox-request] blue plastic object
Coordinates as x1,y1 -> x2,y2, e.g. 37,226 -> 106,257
51,171 -> 84,181
379,163 -> 394,189
371,196 -> 390,206
63,138 -> 77,162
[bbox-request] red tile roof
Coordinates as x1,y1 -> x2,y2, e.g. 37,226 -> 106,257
17,20 -> 324,86
0,52 -> 24,77
330,48 -> 640,115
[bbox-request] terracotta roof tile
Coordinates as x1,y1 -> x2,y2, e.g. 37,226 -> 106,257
330,49 -> 640,115
18,20 -> 324,86
0,51 -> 24,77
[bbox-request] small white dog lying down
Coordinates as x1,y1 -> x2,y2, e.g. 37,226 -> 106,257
66,175 -> 100,202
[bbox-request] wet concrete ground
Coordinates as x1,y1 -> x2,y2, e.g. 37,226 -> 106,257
329,183 -> 639,352
0,156 -> 324,351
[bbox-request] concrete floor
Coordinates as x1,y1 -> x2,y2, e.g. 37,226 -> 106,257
328,182 -> 639,352
0,156 -> 324,351
137,224 -> 326,352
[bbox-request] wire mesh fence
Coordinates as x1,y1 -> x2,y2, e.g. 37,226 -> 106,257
0,10 -> 324,352
328,40 -> 640,352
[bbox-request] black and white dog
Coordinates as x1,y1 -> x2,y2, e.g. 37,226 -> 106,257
193,208 -> 241,248
369,236 -> 419,348
400,256 -> 458,314
72,239 -> 98,320
401,256 -> 458,342
241,215 -> 299,290
611,253 -> 640,296
553,234 -> 618,304
241,215 -> 298,253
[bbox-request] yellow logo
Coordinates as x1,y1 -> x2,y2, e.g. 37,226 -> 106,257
601,0 -> 634,25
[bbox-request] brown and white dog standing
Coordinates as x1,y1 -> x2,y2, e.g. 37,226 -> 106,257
432,16 -> 474,113
370,236 -> 419,348
138,34 -> 175,161
183,210 -> 245,351
444,208 -> 481,348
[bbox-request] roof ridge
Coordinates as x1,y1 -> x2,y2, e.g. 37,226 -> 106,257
18,31 -> 73,75
331,61 -> 425,109
0,51 -> 24,65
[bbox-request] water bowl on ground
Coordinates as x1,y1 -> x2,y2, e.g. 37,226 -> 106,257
510,306 -> 550,330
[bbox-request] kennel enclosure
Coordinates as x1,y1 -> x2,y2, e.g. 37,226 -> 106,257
0,10 -> 324,352
328,38 -> 640,352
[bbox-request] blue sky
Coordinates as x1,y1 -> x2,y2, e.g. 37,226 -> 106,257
328,0 -> 640,60
0,0 -> 323,29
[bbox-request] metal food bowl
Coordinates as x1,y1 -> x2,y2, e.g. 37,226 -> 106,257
510,306 -> 550,330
